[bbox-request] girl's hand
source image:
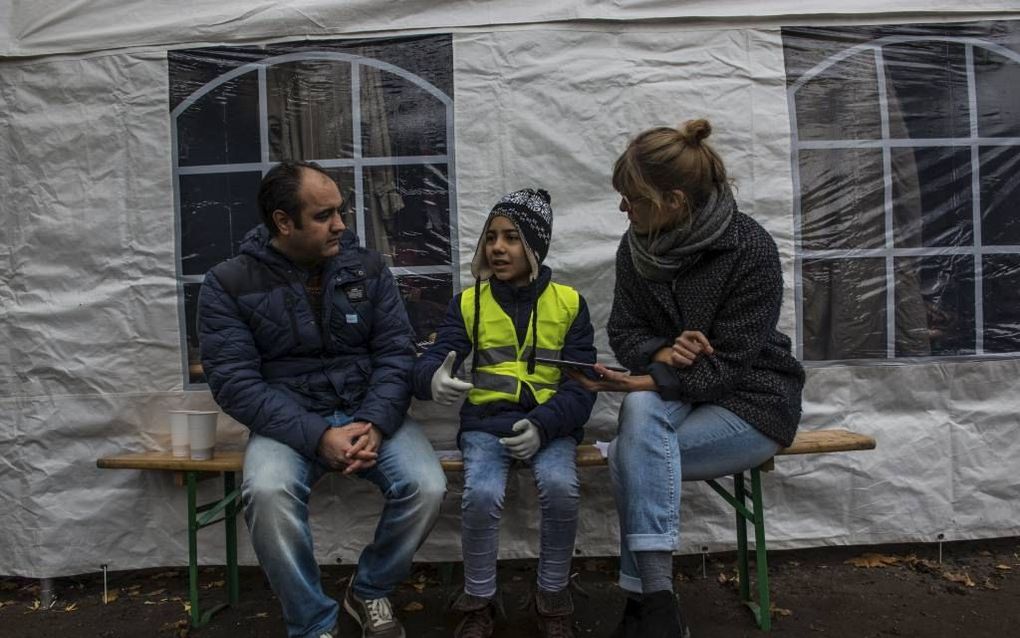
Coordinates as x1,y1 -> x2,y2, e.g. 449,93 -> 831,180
565,364 -> 656,393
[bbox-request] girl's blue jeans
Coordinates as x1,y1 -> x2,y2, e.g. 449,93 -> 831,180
241,413 -> 446,638
608,391 -> 781,593
460,430 -> 580,598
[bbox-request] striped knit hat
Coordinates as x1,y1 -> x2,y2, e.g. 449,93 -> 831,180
470,188 -> 553,283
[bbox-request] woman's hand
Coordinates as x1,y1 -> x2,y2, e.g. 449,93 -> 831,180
565,364 -> 656,393
655,330 -> 714,368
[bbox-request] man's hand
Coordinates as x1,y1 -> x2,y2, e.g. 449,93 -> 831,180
431,350 -> 474,405
342,425 -> 383,475
499,419 -> 541,460
655,331 -> 714,368
316,422 -> 380,474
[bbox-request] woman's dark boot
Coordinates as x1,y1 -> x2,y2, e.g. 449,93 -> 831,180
609,595 -> 642,638
639,591 -> 691,638
535,588 -> 575,638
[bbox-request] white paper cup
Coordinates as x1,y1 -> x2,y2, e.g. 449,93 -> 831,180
187,411 -> 219,461
169,410 -> 191,458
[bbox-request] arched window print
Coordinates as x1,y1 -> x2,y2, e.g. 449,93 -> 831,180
169,36 -> 456,384
783,23 -> 1020,364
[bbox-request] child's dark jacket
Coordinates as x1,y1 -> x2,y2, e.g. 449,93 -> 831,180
412,266 -> 597,446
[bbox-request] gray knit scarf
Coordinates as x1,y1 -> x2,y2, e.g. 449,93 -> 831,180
626,183 -> 736,282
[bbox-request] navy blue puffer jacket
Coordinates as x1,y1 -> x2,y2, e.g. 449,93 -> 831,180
198,226 -> 416,460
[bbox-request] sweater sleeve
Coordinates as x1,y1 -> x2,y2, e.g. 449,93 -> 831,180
607,240 -> 672,372
527,295 -> 598,443
650,233 -> 784,402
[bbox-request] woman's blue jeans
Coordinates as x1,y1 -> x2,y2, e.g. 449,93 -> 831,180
460,430 -> 580,598
241,414 -> 446,638
608,391 -> 780,593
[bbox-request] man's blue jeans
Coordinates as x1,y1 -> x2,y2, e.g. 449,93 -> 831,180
241,415 -> 446,638
460,430 -> 580,598
608,391 -> 781,593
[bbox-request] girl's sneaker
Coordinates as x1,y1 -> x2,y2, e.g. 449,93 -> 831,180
535,588 -> 575,638
451,591 -> 497,638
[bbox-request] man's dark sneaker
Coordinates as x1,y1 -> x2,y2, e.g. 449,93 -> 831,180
343,579 -> 405,638
639,590 -> 691,638
535,588 -> 575,638
451,591 -> 497,638
609,595 -> 642,638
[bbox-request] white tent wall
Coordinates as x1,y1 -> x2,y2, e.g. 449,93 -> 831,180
3,2 -> 1020,58
2,10 -> 1020,578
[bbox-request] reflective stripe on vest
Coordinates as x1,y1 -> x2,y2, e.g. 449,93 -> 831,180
461,281 -> 580,406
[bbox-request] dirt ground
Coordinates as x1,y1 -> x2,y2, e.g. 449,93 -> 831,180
3,537 -> 1018,637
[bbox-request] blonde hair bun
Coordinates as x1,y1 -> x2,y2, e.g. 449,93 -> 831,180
680,119 -> 712,145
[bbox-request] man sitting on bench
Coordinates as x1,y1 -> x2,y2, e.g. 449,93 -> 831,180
198,161 -> 446,638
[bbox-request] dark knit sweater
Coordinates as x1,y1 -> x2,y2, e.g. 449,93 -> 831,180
607,212 -> 805,447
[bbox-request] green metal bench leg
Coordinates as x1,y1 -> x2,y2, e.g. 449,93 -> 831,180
186,471 -> 201,627
751,468 -> 771,631
186,470 -> 241,627
734,473 -> 751,603
224,471 -> 240,605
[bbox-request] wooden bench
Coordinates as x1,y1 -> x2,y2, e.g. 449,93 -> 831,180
97,428 -> 875,630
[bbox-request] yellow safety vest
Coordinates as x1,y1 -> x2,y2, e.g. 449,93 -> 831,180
461,281 -> 580,406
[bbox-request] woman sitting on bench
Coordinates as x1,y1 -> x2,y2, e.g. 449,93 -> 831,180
569,119 -> 805,638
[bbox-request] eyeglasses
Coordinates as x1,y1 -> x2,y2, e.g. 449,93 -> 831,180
620,194 -> 648,210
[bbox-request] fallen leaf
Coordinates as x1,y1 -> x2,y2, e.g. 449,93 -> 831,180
28,599 -> 41,611
901,555 -> 940,573
246,612 -> 269,619
0,600 -> 14,609
771,604 -> 793,617
103,589 -> 119,604
144,588 -> 167,597
143,601 -> 159,605
403,601 -> 424,612
64,603 -> 78,612
183,601 -> 192,613
995,564 -> 1012,571
160,619 -> 189,632
982,578 -> 1000,591
845,553 -> 900,568
943,571 -> 975,587
412,582 -> 426,593
200,580 -> 225,590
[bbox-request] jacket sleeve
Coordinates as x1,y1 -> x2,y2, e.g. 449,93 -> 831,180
607,243 -> 672,373
350,264 -> 417,437
527,295 -> 598,443
411,294 -> 473,400
198,270 -> 330,460
650,235 -> 784,403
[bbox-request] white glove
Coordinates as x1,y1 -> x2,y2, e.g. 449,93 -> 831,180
499,419 -> 541,460
430,350 -> 474,406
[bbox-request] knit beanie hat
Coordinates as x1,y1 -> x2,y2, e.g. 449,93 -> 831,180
470,188 -> 553,283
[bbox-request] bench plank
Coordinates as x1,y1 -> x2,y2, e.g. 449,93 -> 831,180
97,450 -> 245,472
96,429 -> 875,474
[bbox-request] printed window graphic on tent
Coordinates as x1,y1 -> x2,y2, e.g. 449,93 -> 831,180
169,35 -> 456,384
783,23 -> 1020,364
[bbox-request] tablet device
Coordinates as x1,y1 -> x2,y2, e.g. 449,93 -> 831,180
534,357 -> 628,374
